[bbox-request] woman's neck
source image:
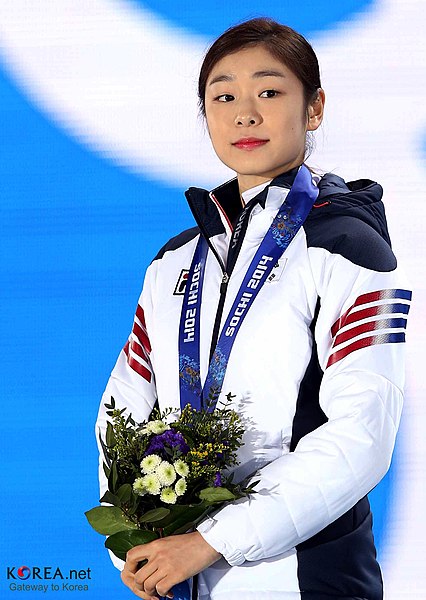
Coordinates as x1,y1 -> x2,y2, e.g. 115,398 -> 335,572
241,180 -> 272,207
237,163 -> 303,195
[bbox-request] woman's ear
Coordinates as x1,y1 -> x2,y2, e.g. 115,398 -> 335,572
307,88 -> 325,131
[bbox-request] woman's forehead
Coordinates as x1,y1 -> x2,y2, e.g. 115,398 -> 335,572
207,45 -> 293,83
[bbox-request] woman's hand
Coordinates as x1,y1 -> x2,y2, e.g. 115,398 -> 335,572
121,531 -> 222,599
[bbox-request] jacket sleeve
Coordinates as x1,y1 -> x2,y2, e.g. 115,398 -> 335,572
197,239 -> 411,566
96,262 -> 158,569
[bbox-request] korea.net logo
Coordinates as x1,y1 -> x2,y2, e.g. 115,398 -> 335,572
15,567 -> 30,580
6,565 -> 92,593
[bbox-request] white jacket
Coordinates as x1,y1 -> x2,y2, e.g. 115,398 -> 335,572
96,168 -> 411,599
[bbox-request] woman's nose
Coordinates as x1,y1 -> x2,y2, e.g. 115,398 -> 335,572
235,115 -> 258,126
234,104 -> 262,127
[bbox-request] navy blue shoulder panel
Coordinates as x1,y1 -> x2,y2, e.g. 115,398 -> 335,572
152,227 -> 199,262
304,214 -> 397,272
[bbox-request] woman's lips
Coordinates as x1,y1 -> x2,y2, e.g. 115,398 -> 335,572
232,138 -> 269,150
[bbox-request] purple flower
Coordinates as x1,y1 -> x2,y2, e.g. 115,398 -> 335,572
214,472 -> 222,487
145,430 -> 189,456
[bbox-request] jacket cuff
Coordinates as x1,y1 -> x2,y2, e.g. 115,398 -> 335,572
197,518 -> 245,566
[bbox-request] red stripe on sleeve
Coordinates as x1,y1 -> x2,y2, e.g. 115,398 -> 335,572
123,339 -> 152,381
130,338 -> 150,362
326,332 -> 407,368
127,355 -> 152,382
335,305 -> 385,333
132,321 -> 152,353
327,335 -> 380,367
331,311 -> 392,346
331,290 -> 386,338
136,304 -> 146,328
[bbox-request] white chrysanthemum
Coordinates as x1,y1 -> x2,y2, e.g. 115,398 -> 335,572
160,487 -> 177,505
150,420 -> 170,434
173,459 -> 189,478
141,473 -> 161,495
140,454 -> 162,474
175,478 -> 187,497
156,461 -> 177,486
133,477 -> 147,496
139,420 -> 170,435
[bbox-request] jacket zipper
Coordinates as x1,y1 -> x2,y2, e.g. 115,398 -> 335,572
184,188 -> 254,363
208,271 -> 229,361
208,200 -> 260,360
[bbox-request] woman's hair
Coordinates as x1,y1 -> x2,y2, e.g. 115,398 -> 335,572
198,17 -> 322,117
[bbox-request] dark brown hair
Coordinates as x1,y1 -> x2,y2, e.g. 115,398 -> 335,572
198,17 -> 321,116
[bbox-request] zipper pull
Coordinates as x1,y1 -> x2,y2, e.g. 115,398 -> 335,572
220,272 -> 229,293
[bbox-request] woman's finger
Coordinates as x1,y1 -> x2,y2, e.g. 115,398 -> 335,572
143,570 -> 168,597
134,560 -> 159,591
155,575 -> 175,599
126,544 -> 153,573
121,565 -> 157,600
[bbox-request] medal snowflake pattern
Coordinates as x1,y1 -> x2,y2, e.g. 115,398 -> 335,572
271,207 -> 303,249
178,354 -> 201,394
209,347 -> 227,389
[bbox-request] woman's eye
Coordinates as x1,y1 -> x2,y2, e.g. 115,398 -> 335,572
216,94 -> 235,102
259,89 -> 280,98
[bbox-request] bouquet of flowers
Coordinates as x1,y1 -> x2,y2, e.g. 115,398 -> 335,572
86,393 -> 257,572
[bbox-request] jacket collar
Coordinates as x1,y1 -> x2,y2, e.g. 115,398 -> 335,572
185,166 -> 299,239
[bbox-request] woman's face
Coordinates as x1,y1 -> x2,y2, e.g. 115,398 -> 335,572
204,45 -> 324,193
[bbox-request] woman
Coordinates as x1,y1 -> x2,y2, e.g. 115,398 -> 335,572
96,17 -> 411,600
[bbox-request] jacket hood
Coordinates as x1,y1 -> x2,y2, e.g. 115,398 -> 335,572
313,173 -> 392,247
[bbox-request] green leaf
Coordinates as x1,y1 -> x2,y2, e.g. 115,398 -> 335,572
116,484 -> 132,504
125,414 -> 135,426
105,529 -> 159,561
147,504 -> 188,528
108,460 -> 119,493
99,491 -> 121,507
162,502 -> 211,536
106,421 -> 115,447
104,397 -> 116,410
170,509 -> 215,535
199,487 -> 236,503
85,506 -> 138,535
171,522 -> 196,535
245,480 -> 260,493
98,430 -> 112,468
139,507 -> 170,523
126,492 -> 139,516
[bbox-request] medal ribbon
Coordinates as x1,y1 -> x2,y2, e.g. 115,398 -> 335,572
178,164 -> 319,411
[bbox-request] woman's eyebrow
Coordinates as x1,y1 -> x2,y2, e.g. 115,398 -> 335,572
208,74 -> 234,86
208,69 -> 286,86
252,70 -> 286,79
